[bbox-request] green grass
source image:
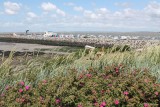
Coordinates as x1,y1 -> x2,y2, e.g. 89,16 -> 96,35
0,45 -> 160,92
34,46 -> 83,53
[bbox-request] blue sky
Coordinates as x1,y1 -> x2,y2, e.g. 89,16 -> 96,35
0,0 -> 160,32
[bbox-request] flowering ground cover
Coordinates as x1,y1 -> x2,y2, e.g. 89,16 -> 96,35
0,64 -> 160,107
0,46 -> 160,107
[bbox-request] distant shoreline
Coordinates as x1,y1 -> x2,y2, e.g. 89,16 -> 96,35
0,36 -> 160,49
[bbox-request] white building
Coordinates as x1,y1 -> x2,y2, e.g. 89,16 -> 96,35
43,31 -> 58,37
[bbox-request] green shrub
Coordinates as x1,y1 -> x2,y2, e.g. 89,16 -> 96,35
0,65 -> 159,107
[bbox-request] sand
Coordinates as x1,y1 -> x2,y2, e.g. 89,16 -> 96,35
0,42 -> 62,52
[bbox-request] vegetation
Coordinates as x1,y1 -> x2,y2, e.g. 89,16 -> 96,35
0,45 -> 160,106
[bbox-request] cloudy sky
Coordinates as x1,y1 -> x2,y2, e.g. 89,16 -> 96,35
0,0 -> 160,32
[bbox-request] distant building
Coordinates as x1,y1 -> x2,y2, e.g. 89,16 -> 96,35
13,33 -> 21,37
120,36 -> 128,40
43,31 -> 58,37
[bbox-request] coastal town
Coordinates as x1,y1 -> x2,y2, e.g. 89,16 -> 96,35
0,31 -> 160,50
2,31 -> 160,40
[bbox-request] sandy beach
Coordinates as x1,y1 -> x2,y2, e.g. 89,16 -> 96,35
0,42 -> 73,57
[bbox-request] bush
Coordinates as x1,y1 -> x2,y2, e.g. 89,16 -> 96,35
0,64 -> 160,107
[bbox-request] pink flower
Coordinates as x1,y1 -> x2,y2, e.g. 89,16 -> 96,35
123,91 -> 129,95
114,100 -> 119,105
92,90 -> 97,94
100,101 -> 106,106
155,92 -> 159,96
144,79 -> 148,83
144,103 -> 149,107
108,84 -> 112,87
79,74 -> 83,79
1,93 -> 5,97
86,74 -> 92,78
16,98 -> 20,103
25,85 -> 30,90
19,88 -> 23,93
42,80 -> 47,83
115,67 -> 119,73
56,99 -> 60,104
20,98 -> 25,102
94,102 -> 99,106
101,90 -> 105,94
78,104 -> 82,107
5,85 -> 9,90
40,96 -> 43,101
19,81 -> 25,86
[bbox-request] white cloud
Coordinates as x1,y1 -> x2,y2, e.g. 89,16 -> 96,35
144,1 -> 160,18
96,8 -> 110,14
41,2 -> 57,11
51,14 -> 57,18
76,4 -> 160,30
2,1 -> 160,31
41,2 -> 66,16
98,8 -> 109,12
26,12 -> 38,22
84,10 -> 98,19
83,8 -> 110,20
56,9 -> 66,16
4,1 -> 21,15
123,8 -> 139,18
27,12 -> 37,18
74,6 -> 83,12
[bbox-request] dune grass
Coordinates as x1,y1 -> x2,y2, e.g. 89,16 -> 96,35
0,45 -> 160,93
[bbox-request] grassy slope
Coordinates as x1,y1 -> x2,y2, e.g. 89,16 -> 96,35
0,46 -> 160,92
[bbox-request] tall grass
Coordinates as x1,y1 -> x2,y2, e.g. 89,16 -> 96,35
73,46 -> 160,80
0,46 -> 160,92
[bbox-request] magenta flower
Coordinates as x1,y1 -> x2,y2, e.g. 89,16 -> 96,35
123,91 -> 129,95
19,88 -> 23,93
100,101 -> 106,106
19,81 -> 25,86
115,67 -> 119,73
144,103 -> 149,107
155,92 -> 158,96
86,74 -> 92,78
114,100 -> 119,105
25,85 -> 30,90
77,104 -> 82,107
56,99 -> 60,104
